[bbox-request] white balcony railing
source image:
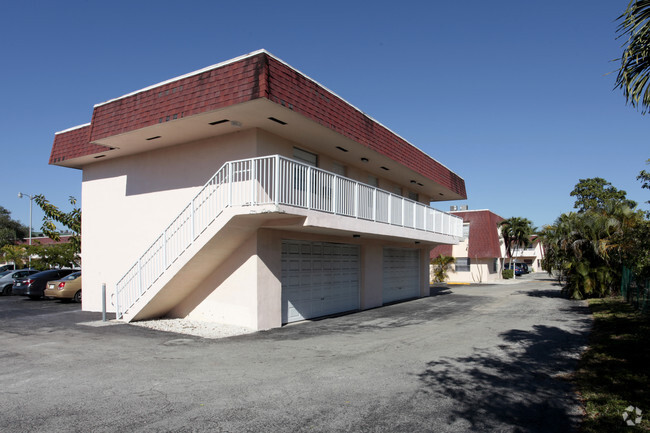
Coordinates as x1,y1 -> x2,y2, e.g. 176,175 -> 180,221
115,155 -> 463,318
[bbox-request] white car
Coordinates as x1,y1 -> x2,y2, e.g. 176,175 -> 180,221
0,269 -> 39,296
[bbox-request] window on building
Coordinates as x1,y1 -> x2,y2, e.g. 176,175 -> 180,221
492,258 -> 499,273
332,162 -> 346,176
367,175 -> 378,187
408,191 -> 419,201
456,258 -> 470,272
462,223 -> 470,240
293,147 -> 318,167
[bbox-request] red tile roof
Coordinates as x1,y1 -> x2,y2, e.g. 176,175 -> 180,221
430,210 -> 504,259
51,50 -> 466,198
16,235 -> 73,246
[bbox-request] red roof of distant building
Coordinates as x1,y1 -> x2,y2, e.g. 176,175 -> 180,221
16,236 -> 73,246
430,210 -> 504,259
50,50 -> 466,198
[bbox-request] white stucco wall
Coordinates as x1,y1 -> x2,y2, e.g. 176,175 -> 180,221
81,130 -> 257,312
81,126 -> 444,323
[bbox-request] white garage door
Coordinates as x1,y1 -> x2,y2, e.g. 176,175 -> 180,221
282,240 -> 360,324
383,248 -> 420,304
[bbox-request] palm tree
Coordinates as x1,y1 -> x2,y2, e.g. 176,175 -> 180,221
499,217 -> 535,279
431,255 -> 455,283
616,0 -> 650,113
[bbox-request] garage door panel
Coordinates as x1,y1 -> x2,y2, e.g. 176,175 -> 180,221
383,248 -> 420,304
282,240 -> 360,324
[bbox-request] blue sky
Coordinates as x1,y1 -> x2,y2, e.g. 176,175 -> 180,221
1,0 -> 647,232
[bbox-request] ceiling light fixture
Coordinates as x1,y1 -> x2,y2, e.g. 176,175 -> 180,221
146,136 -> 161,141
209,119 -> 229,125
360,157 -> 369,163
381,166 -> 389,171
336,146 -> 348,152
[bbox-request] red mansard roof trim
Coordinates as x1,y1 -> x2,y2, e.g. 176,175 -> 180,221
51,50 -> 466,197
50,124 -> 106,165
430,210 -> 504,259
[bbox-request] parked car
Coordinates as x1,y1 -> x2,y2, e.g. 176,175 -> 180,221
0,264 -> 16,273
12,269 -> 78,300
44,271 -> 82,302
0,269 -> 39,295
504,262 -> 524,276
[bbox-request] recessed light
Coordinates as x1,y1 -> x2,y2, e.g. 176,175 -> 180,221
381,166 -> 389,171
410,180 -> 417,184
417,183 -> 423,186
361,157 -> 369,163
439,193 -> 444,196
268,117 -> 287,125
336,146 -> 348,152
353,234 -> 361,238
146,136 -> 161,141
209,119 -> 229,125
94,155 -> 106,159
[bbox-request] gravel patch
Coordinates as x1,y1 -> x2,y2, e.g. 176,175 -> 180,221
130,318 -> 256,339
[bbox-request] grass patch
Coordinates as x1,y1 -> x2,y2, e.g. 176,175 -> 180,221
574,297 -> 650,432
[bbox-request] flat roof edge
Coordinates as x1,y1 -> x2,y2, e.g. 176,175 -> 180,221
93,49 -> 270,108
54,123 -> 91,135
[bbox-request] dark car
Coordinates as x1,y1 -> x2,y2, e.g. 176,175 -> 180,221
504,262 -> 524,276
0,269 -> 39,295
12,269 -> 78,299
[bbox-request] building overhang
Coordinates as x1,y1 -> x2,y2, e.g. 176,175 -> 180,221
50,50 -> 466,200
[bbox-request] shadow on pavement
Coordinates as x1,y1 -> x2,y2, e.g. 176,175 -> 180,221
429,286 -> 453,297
416,322 -> 590,432
524,289 -> 566,299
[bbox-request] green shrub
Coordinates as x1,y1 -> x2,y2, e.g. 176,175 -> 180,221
502,269 -> 514,279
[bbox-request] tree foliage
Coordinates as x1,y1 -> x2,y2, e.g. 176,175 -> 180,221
0,206 -> 29,249
570,177 -> 636,213
1,244 -> 27,268
431,255 -> 455,282
540,176 -> 649,299
498,217 -> 535,259
33,195 -> 81,255
639,158 -> 650,215
616,0 -> 650,113
0,242 -> 79,270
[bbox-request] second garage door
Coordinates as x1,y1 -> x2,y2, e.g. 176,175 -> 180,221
383,248 -> 420,304
282,240 -> 360,324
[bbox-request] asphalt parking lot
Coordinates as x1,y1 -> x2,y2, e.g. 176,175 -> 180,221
0,275 -> 591,433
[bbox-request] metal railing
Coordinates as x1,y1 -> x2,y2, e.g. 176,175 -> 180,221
115,155 -> 463,318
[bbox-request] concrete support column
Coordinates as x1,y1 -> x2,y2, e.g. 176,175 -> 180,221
360,242 -> 383,310
256,229 -> 283,330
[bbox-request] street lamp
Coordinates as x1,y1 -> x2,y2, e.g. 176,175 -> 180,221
17,192 -> 33,268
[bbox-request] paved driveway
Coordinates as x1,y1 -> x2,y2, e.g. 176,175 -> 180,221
0,275 -> 591,432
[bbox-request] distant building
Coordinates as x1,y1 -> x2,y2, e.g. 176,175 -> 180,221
430,209 -> 506,283
508,235 -> 545,272
16,235 -> 73,246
